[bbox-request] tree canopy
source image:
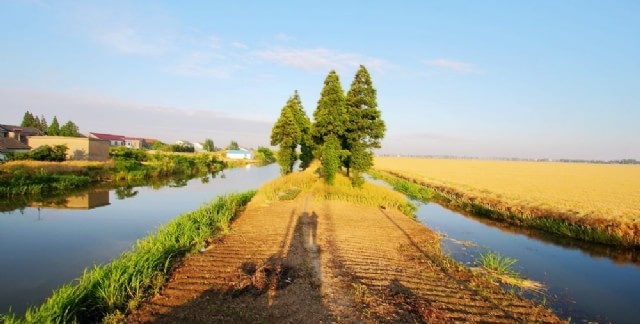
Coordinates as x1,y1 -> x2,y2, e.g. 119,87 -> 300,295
270,65 -> 385,186
47,116 -> 60,136
203,138 -> 215,152
343,65 -> 386,183
227,141 -> 240,150
271,95 -> 303,175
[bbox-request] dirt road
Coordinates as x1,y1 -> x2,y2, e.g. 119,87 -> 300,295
127,194 -> 560,323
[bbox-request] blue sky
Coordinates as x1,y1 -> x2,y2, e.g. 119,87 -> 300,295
1,1 -> 638,160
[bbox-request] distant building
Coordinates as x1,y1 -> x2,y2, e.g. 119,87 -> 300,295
193,142 -> 205,152
124,137 -> 147,149
0,124 -> 44,144
226,149 -> 253,160
0,137 -> 31,160
89,132 -> 125,146
29,136 -> 110,161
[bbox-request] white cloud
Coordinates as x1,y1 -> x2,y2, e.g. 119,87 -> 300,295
208,35 -> 222,49
425,59 -> 479,74
99,27 -> 169,55
274,33 -> 293,41
231,42 -> 249,50
167,52 -> 243,78
255,47 -> 388,72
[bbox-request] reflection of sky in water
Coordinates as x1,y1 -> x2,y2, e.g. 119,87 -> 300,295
417,203 -> 640,324
0,164 -> 280,314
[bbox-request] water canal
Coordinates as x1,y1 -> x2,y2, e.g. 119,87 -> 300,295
0,163 -> 280,315
417,201 -> 640,323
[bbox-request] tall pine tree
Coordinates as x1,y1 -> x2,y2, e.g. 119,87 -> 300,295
20,111 -> 37,128
271,105 -> 301,175
47,116 -> 60,136
288,91 -> 313,170
313,71 -> 348,143
344,65 -> 385,185
312,70 -> 349,183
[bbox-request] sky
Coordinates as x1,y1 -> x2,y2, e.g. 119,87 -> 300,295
1,1 -> 638,160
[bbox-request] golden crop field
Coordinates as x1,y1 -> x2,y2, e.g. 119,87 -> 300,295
374,157 -> 640,223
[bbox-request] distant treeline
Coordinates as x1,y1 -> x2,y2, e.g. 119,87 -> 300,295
377,155 -> 640,165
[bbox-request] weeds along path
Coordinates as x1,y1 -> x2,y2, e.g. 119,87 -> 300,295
128,189 -> 560,323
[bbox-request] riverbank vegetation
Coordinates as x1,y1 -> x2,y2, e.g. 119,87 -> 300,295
0,191 -> 255,323
373,157 -> 640,247
0,148 -> 228,199
257,162 -> 416,217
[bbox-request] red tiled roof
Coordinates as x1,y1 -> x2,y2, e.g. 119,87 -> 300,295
89,132 -> 125,141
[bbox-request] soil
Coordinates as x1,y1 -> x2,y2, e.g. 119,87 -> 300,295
127,195 -> 561,323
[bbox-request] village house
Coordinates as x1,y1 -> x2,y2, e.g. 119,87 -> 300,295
89,132 -> 125,146
28,136 -> 110,161
0,124 -> 44,144
124,137 -> 147,149
226,149 -> 253,160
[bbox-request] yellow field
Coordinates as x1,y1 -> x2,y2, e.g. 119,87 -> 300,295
374,157 -> 640,224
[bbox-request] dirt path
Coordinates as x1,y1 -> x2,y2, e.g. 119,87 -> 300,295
127,194 -> 560,323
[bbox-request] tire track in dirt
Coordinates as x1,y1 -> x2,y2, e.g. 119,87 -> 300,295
128,194 -> 560,323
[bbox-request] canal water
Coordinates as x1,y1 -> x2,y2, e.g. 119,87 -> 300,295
365,176 -> 639,323
417,203 -> 640,324
0,163 -> 280,315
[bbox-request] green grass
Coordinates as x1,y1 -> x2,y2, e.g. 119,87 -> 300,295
1,190 -> 256,324
0,167 -> 92,197
476,251 -> 518,277
369,170 -> 434,201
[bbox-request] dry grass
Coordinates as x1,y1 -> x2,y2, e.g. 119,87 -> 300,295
255,162 -> 415,216
0,160 -> 109,173
375,157 -> 640,245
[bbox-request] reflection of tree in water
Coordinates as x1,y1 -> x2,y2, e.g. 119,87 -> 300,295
169,178 -> 189,188
115,186 -> 139,200
200,175 -> 210,184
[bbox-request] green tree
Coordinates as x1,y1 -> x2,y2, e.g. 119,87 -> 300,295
38,115 -> 48,133
47,116 -> 60,136
344,65 -> 386,185
271,103 -> 301,175
312,70 -> 348,183
227,141 -> 240,150
288,91 -> 314,170
320,135 -> 341,185
312,70 -> 348,145
59,121 -> 81,137
203,138 -> 215,152
20,111 -> 37,128
255,146 -> 276,164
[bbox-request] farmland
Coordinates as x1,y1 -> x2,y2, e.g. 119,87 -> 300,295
374,157 -> 640,246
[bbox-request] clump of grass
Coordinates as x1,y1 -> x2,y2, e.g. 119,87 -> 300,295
476,251 -> 518,277
258,170 -> 317,202
310,172 -> 417,217
475,251 -> 544,293
1,190 -> 255,323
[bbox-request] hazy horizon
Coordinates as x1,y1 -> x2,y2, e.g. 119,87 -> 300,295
1,1 -> 638,160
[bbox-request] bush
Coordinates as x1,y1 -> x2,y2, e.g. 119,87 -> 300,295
12,145 -> 67,162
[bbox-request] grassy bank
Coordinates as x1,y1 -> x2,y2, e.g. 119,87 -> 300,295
372,169 -> 636,247
257,163 -> 417,217
0,191 -> 255,323
0,150 -> 229,198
